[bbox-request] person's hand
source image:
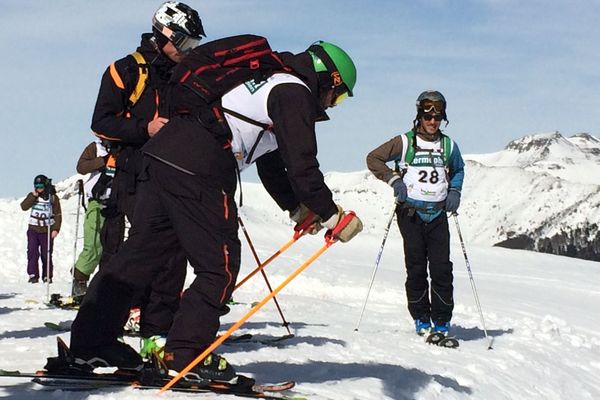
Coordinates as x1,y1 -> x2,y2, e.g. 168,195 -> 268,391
445,188 -> 461,212
390,177 -> 407,202
148,117 -> 169,137
51,230 -> 59,239
322,205 -> 363,243
31,191 -> 39,197
289,203 -> 322,235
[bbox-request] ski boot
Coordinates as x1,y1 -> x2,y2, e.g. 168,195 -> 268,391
71,340 -> 144,371
124,308 -> 141,335
415,319 -> 432,336
165,351 -> 237,383
140,335 -> 166,360
433,321 -> 450,336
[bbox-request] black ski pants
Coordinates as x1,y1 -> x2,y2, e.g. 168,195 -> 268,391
71,159 -> 240,364
98,171 -> 187,338
396,207 -> 454,325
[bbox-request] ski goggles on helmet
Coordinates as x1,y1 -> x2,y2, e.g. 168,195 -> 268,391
422,113 -> 444,122
333,91 -> 349,106
153,21 -> 202,53
170,31 -> 202,52
331,84 -> 350,106
420,100 -> 445,114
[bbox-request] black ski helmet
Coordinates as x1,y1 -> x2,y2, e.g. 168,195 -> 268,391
33,174 -> 48,188
414,90 -> 448,126
152,1 -> 205,52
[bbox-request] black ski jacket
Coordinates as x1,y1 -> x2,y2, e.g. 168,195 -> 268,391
90,33 -> 176,199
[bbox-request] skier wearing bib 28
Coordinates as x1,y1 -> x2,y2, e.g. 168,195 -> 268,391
366,90 -> 465,337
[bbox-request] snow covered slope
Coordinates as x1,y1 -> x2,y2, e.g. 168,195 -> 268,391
0,161 -> 599,399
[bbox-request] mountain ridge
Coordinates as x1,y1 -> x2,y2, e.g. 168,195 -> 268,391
3,131 -> 599,261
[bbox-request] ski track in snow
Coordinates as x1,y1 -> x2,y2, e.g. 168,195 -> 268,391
0,178 -> 599,399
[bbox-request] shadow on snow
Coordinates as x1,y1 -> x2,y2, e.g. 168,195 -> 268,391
243,360 -> 472,399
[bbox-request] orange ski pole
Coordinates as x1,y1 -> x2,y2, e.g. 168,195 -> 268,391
234,216 -> 313,290
159,212 -> 356,394
238,216 -> 292,336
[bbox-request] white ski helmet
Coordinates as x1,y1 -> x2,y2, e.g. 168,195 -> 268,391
152,1 -> 205,52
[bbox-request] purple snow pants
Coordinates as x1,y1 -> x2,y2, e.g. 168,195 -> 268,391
26,228 -> 54,280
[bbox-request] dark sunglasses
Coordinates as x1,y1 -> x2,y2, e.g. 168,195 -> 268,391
422,113 -> 443,122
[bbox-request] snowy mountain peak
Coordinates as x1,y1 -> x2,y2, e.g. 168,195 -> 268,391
467,131 -> 600,184
502,131 -> 600,162
568,132 -> 600,156
504,131 -> 570,155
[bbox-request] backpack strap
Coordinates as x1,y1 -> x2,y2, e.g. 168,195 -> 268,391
393,131 -> 413,172
107,52 -> 148,109
128,51 -> 148,108
440,134 -> 454,166
220,106 -> 273,165
220,106 -> 271,131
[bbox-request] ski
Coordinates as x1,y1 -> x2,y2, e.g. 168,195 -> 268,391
223,333 -> 295,346
0,337 -> 300,399
31,374 -> 298,399
47,293 -> 80,310
44,321 -> 71,332
1,366 -> 298,398
425,332 -> 460,348
43,320 -> 140,337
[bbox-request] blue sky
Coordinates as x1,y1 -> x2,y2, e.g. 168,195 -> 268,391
1,0 -> 599,198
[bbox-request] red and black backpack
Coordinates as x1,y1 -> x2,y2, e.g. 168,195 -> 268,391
169,34 -> 294,147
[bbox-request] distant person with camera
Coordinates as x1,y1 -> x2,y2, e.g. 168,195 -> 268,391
20,175 -> 62,283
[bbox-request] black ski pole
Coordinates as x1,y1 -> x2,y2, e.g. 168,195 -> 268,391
71,179 -> 84,294
238,216 -> 293,337
452,213 -> 493,350
46,189 -> 53,302
354,202 -> 397,331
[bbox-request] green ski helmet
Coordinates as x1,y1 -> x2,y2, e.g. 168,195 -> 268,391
307,41 -> 357,104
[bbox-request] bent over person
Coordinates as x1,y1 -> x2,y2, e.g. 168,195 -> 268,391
69,38 -> 362,382
366,90 -> 465,338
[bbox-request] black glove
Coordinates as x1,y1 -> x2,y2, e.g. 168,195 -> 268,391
445,188 -> 461,212
390,178 -> 407,202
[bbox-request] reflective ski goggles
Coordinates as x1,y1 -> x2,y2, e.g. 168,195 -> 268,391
170,31 -> 202,53
155,22 -> 202,53
34,184 -> 45,189
420,101 -> 445,114
333,91 -> 349,106
422,113 -> 444,122
331,84 -> 350,106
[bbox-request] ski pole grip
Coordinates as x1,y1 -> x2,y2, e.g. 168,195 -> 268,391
325,210 -> 356,242
77,179 -> 84,194
293,210 -> 317,239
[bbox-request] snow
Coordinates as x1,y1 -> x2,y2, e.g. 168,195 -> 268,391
1,169 -> 600,400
